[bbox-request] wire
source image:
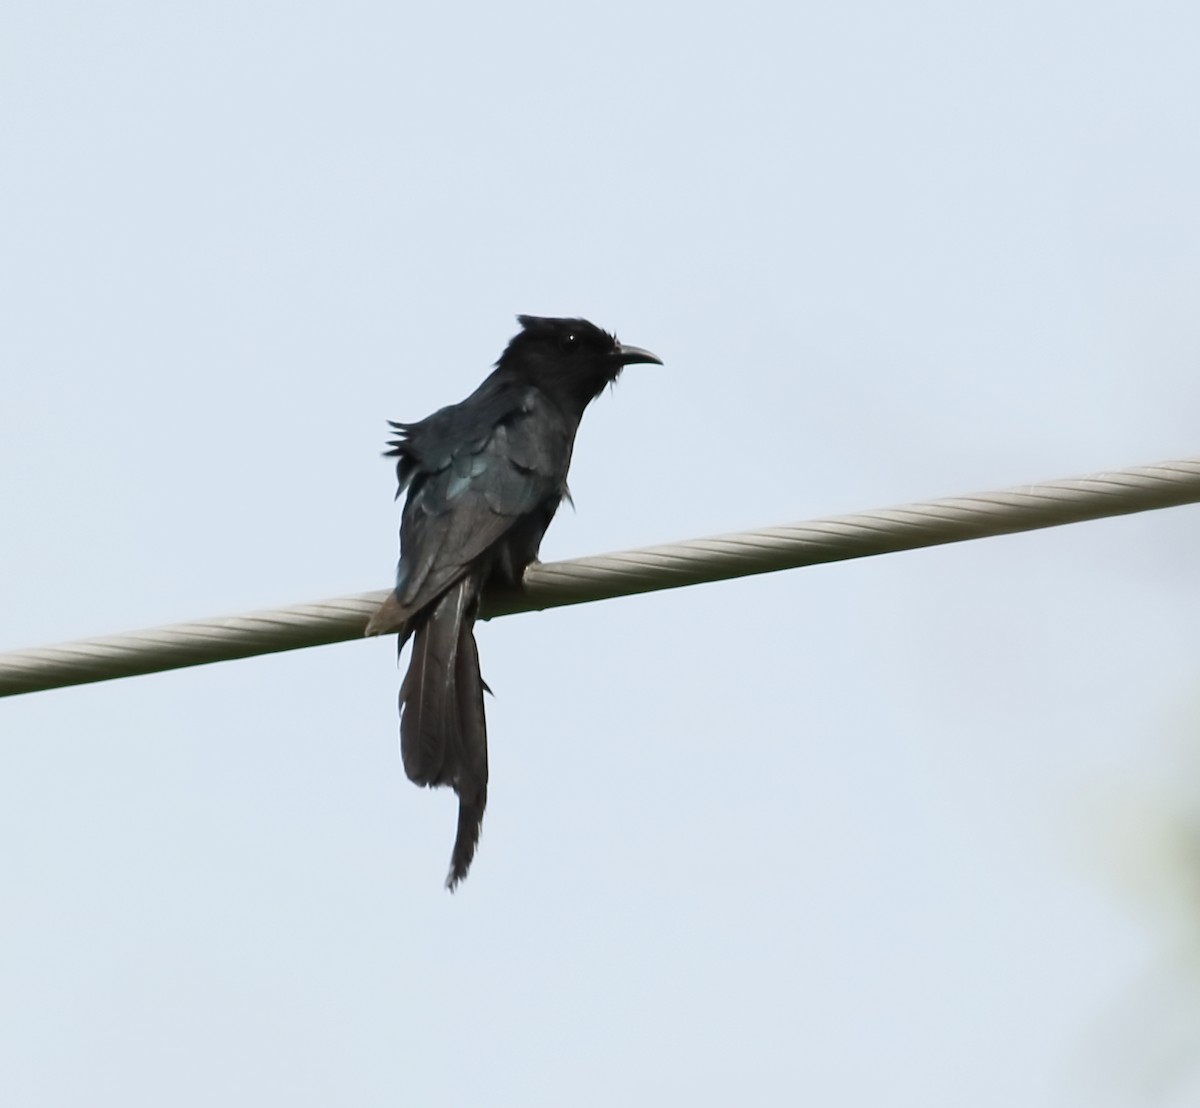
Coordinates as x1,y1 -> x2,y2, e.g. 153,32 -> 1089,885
3,456 -> 1199,698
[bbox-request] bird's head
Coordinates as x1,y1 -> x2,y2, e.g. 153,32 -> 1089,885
497,315 -> 662,412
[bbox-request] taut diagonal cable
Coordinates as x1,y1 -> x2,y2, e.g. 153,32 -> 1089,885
3,456 -> 1199,697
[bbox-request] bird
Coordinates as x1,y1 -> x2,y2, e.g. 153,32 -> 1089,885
366,315 -> 661,889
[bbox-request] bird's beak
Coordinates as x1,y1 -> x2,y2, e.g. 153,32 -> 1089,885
614,343 -> 663,366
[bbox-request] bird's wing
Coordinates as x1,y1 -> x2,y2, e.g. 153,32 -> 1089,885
390,388 -> 569,617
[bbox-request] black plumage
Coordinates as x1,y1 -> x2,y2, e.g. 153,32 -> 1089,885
367,315 -> 661,888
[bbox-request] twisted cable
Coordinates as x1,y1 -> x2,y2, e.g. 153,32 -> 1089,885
3,456 -> 1199,697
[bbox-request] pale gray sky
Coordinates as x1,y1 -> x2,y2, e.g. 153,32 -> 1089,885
4,2 -> 1200,1105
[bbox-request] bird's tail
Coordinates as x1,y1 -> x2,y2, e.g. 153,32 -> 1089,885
399,572 -> 489,890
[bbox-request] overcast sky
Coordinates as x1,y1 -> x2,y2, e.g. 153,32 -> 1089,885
4,2 -> 1200,1105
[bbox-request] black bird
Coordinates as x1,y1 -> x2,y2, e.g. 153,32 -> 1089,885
366,315 -> 661,888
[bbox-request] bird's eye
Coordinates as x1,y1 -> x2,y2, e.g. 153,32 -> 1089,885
559,332 -> 580,353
